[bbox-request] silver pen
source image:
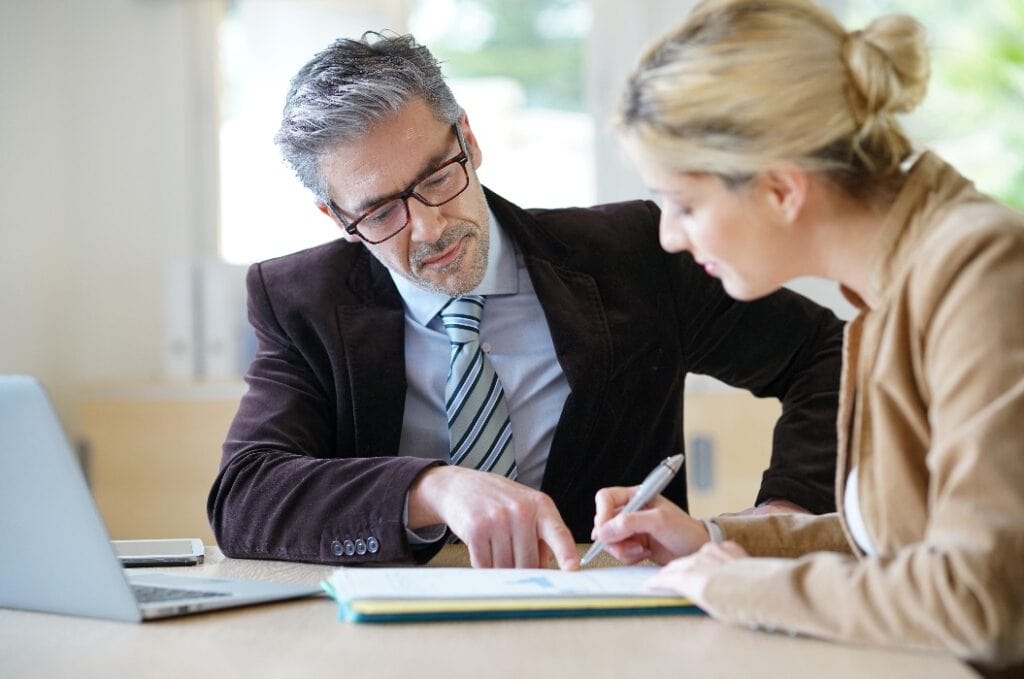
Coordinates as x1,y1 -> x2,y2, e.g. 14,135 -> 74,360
580,453 -> 685,566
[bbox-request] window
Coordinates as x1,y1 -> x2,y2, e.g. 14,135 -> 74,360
843,0 -> 1024,209
217,0 -> 593,265
217,0 -> 1023,266
409,0 -> 594,209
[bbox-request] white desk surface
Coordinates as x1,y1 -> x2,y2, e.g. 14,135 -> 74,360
0,546 -> 977,679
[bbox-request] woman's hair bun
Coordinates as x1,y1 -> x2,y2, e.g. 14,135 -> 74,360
843,14 -> 930,120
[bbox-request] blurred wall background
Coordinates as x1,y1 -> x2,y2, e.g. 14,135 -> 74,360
2,1 -> 217,423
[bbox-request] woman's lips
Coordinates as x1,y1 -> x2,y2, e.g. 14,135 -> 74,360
696,259 -> 719,277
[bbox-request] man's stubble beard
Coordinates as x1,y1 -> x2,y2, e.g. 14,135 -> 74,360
404,221 -> 489,296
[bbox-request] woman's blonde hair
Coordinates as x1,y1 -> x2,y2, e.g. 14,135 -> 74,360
617,0 -> 930,196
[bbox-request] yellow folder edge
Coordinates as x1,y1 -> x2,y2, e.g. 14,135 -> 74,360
348,595 -> 695,615
321,579 -> 701,622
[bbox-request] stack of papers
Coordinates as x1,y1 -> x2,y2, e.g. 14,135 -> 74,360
323,566 -> 701,623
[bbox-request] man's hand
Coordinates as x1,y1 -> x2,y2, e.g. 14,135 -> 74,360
591,486 -> 709,565
408,465 -> 579,571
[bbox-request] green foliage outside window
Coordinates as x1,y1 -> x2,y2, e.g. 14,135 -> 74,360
412,0 -> 589,111
845,0 -> 1024,209
417,0 -> 1023,208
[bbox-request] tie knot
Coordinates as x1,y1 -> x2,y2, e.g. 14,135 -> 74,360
440,295 -> 485,344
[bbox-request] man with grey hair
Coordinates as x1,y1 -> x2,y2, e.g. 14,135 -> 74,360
208,32 -> 844,569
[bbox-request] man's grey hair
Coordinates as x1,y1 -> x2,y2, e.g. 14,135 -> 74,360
274,31 -> 462,202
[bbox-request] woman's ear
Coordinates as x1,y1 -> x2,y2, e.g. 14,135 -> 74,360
759,164 -> 809,225
317,201 -> 361,243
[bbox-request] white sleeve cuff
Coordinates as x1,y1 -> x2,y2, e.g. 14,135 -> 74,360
403,492 -> 448,545
702,517 -> 726,543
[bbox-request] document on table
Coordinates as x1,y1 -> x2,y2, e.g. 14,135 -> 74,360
322,566 -> 702,623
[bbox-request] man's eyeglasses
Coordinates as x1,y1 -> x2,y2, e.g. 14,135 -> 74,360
328,124 -> 471,245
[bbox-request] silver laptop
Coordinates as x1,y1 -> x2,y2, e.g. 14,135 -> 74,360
0,375 -> 321,621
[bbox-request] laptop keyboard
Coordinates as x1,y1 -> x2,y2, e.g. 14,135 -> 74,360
131,584 -> 232,603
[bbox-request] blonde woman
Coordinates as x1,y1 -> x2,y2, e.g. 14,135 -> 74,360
591,0 -> 1024,671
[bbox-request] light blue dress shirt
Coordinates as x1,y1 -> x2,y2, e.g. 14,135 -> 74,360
389,210 -> 571,493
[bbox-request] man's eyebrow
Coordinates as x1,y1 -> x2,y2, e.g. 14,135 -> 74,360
351,141 -> 458,214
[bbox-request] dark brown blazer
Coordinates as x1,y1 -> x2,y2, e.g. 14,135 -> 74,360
208,189 -> 844,564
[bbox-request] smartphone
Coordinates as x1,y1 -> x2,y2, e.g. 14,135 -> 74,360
112,538 -> 205,567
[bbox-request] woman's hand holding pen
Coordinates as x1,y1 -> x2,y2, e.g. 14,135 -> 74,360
590,486 -> 710,565
592,484 -> 753,608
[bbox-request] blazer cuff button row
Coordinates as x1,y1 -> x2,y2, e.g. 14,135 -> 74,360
331,536 -> 380,557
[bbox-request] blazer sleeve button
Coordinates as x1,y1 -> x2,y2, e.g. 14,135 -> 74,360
367,536 -> 379,554
355,538 -> 367,555
343,539 -> 356,556
331,539 -> 344,556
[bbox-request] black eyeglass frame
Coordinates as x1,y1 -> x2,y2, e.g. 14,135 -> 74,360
327,123 -> 472,245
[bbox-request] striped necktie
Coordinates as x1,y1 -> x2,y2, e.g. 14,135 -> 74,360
440,295 -> 518,479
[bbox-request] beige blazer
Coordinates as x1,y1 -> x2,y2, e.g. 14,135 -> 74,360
705,153 -> 1024,669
